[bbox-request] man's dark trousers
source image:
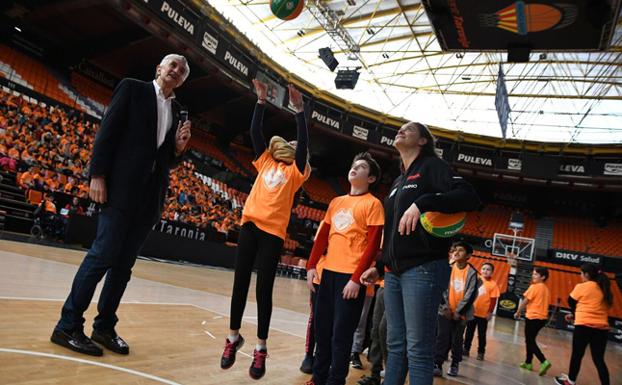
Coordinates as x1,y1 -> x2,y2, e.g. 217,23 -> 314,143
55,201 -> 156,333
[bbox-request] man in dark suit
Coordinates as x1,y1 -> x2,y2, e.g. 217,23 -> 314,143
51,54 -> 192,356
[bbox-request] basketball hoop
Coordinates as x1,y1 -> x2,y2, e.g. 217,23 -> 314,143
506,251 -> 518,269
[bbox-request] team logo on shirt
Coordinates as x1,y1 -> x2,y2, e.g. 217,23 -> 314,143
332,209 -> 354,232
263,168 -> 287,190
478,285 -> 487,297
452,279 -> 465,293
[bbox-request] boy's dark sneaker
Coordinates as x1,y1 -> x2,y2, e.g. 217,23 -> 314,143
220,335 -> 244,369
447,363 -> 459,377
350,352 -> 363,369
300,354 -> 313,374
433,363 -> 443,377
476,352 -> 484,361
357,374 -> 381,385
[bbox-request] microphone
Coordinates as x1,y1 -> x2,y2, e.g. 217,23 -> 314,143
180,108 -> 189,122
174,100 -> 188,122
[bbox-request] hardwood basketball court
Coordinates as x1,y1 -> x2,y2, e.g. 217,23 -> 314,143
0,239 -> 620,385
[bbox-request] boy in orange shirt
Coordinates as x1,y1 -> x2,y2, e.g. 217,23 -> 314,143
221,80 -> 309,380
554,263 -> 612,385
514,266 -> 552,376
304,152 -> 384,385
433,241 -> 480,378
463,262 -> 500,361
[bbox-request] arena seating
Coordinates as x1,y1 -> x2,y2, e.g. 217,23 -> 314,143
70,72 -> 112,111
553,216 -> 622,256
0,44 -> 101,116
461,204 -> 537,239
302,174 -> 337,204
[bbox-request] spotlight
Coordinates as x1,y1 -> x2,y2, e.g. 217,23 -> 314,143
335,69 -> 360,89
319,47 -> 339,72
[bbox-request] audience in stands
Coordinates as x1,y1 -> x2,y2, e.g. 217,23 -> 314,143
0,88 -> 244,235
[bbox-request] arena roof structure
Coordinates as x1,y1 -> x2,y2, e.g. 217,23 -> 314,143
204,0 -> 622,144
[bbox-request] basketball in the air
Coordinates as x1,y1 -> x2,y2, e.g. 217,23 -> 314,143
270,0 -> 305,20
420,212 -> 466,238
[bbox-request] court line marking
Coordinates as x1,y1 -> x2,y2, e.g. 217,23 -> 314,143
0,348 -> 184,385
0,296 -> 307,338
203,330 -> 216,339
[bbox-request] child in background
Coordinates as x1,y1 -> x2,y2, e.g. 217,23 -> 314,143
514,267 -> 552,376
433,241 -> 480,377
463,262 -> 500,361
554,263 -> 612,385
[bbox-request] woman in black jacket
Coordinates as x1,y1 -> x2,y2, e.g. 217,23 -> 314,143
361,122 -> 480,385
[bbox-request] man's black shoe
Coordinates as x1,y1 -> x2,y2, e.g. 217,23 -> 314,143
51,329 -> 103,356
91,329 -> 129,355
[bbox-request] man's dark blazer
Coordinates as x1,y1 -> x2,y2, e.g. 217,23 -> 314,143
89,78 -> 183,223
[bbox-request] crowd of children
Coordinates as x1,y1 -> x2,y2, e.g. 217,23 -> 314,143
298,239 -> 612,385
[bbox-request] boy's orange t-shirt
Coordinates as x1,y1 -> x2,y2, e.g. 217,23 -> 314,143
448,263 -> 471,313
321,193 -> 384,275
473,278 -> 500,318
241,150 -> 310,240
524,282 -> 550,320
570,281 -> 609,329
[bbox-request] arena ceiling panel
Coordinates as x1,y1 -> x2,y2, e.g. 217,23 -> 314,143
205,0 -> 622,144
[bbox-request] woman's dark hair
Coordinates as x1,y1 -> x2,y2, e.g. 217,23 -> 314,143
534,266 -> 549,281
405,122 -> 438,158
581,263 -> 613,307
482,262 -> 495,272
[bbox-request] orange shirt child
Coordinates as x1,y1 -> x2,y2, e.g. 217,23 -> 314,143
241,150 -> 310,240
307,192 -> 384,283
523,282 -> 550,320
570,281 -> 609,329
448,264 -> 476,313
473,278 -> 501,318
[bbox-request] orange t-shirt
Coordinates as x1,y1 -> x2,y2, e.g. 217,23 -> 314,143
19,172 -> 33,187
322,193 -> 384,275
44,201 -> 57,214
570,281 -> 609,329
241,150 -> 310,240
473,278 -> 500,318
524,282 -> 550,320
8,147 -> 19,159
448,264 -> 470,313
